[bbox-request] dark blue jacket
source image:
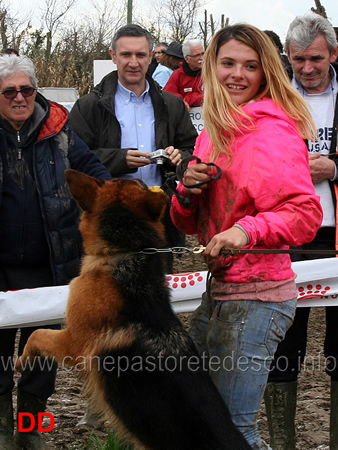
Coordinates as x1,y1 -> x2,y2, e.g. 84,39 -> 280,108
0,93 -> 112,285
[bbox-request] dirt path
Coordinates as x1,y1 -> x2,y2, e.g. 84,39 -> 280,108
27,236 -> 332,449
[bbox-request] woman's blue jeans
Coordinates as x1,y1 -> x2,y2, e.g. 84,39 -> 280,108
189,292 -> 297,449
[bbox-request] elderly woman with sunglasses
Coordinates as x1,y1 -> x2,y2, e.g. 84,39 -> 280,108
0,55 -> 112,450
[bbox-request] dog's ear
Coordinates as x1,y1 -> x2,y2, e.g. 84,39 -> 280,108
144,190 -> 168,221
65,169 -> 105,211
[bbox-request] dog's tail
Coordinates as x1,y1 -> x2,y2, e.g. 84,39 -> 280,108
83,344 -> 250,450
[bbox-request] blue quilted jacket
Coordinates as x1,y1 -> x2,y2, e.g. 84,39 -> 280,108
0,93 -> 111,285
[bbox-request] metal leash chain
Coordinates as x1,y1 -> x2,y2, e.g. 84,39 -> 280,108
135,246 -> 205,255
137,246 -> 338,256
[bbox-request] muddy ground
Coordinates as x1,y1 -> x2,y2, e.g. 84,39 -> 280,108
15,236 -> 331,449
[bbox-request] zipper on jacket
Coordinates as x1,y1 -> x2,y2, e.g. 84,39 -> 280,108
17,131 -> 22,159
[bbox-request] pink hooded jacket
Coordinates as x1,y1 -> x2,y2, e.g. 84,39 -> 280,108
170,98 -> 323,283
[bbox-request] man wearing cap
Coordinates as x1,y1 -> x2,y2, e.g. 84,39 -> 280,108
162,41 -> 184,62
152,41 -> 184,88
164,39 -> 204,111
70,24 -> 197,273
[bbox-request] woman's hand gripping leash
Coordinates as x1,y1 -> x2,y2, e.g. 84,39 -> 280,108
204,227 -> 250,258
192,228 -> 249,259
177,155 -> 222,195
177,156 -> 249,258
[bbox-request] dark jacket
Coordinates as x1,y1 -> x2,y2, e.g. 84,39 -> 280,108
69,71 -> 198,178
0,93 -> 112,285
70,71 -> 198,252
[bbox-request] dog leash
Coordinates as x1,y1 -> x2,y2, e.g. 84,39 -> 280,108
161,156 -> 222,207
135,246 -> 206,255
176,156 -> 222,189
137,246 -> 338,256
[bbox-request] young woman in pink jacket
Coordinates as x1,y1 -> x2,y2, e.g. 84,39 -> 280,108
170,24 -> 323,448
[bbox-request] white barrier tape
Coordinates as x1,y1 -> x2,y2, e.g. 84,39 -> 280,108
1,257 -> 338,328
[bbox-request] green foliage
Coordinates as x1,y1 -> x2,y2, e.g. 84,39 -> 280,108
24,28 -> 47,58
85,431 -> 134,450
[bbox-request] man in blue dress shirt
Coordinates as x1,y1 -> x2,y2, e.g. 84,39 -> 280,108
70,24 -> 197,272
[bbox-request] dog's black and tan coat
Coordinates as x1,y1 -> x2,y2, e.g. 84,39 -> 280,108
17,170 -> 250,450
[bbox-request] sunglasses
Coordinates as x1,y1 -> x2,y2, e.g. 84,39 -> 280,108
0,86 -> 36,100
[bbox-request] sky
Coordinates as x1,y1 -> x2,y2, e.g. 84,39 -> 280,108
9,0 -> 338,45
203,0 -> 337,41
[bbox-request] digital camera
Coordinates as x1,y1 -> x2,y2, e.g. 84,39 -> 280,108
149,149 -> 170,165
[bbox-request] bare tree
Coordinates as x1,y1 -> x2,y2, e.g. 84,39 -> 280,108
0,0 -> 30,52
162,0 -> 203,42
82,0 -> 126,51
30,0 -> 126,93
41,0 -> 78,57
199,9 -> 229,47
311,0 -> 328,18
135,0 -> 171,43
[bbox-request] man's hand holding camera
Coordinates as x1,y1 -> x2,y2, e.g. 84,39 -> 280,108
165,146 -> 182,166
126,146 -> 181,169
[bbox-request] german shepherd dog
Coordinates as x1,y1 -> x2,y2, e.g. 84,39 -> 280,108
16,170 -> 250,449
